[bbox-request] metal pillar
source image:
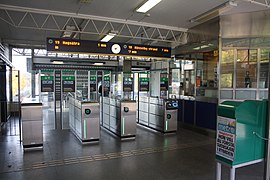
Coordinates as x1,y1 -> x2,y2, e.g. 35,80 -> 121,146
216,162 -> 221,180
229,167 -> 235,180
263,53 -> 270,180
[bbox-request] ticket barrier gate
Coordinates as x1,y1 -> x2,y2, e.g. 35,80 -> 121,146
137,96 -> 178,133
69,97 -> 100,143
101,97 -> 136,139
21,98 -> 43,149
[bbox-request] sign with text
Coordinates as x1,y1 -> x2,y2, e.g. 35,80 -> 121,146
55,71 -> 62,101
90,76 -> 97,92
160,73 -> 168,91
62,76 -> 75,92
216,116 -> 236,161
123,77 -> 133,92
41,76 -> 54,92
103,75 -> 110,93
139,77 -> 149,91
46,37 -> 171,59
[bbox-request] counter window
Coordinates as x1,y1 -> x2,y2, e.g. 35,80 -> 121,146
236,49 -> 257,88
221,50 -> 234,88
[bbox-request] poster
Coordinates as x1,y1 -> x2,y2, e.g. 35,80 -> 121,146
216,116 -> 236,161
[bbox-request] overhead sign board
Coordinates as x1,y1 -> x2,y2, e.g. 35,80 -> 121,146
46,38 -> 171,59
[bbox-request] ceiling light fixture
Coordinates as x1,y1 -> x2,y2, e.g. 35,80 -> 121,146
100,31 -> 118,42
189,1 -> 237,23
52,60 -> 64,64
62,25 -> 76,38
93,62 -> 104,66
193,43 -> 214,50
136,0 -> 162,13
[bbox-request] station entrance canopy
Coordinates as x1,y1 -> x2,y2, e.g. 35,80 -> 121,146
46,38 -> 171,59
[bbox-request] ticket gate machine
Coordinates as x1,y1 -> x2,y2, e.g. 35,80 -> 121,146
69,97 -> 100,143
138,97 -> 178,133
164,99 -> 178,132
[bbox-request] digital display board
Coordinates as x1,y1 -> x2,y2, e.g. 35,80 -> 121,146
46,38 -> 171,59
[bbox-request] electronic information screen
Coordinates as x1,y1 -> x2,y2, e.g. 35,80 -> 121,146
46,38 -> 171,59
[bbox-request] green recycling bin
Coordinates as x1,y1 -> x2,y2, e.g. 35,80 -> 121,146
216,100 -> 268,166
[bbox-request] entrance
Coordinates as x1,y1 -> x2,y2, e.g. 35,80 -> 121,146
39,69 -> 105,131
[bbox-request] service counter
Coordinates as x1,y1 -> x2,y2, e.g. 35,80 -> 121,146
178,96 -> 218,131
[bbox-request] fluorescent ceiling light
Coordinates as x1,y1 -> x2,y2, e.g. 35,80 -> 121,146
62,25 -> 76,38
101,32 -> 116,42
52,61 -> 64,64
136,0 -> 162,13
93,63 -> 104,66
193,43 -> 214,50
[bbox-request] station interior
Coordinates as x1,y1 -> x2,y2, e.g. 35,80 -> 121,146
0,0 -> 270,180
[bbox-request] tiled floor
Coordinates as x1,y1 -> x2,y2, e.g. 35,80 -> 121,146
0,116 -> 265,180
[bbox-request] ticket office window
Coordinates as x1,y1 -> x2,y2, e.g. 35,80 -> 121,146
259,49 -> 270,89
236,49 -> 257,88
220,50 -> 234,88
196,52 -> 218,98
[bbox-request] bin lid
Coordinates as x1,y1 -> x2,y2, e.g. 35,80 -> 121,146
218,101 -> 242,119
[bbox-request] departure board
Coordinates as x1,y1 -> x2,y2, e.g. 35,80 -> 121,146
46,38 -> 171,58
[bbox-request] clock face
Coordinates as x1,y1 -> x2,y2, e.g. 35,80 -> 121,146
111,44 -> 121,54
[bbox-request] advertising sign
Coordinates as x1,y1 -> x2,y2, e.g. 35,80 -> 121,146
216,116 -> 236,161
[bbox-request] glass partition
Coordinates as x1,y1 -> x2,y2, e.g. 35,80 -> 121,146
221,50 -> 234,88
236,49 -> 257,88
76,70 -> 88,101
220,37 -> 270,101
259,49 -> 269,89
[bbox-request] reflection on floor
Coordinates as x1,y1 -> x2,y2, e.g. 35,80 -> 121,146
0,114 -> 265,180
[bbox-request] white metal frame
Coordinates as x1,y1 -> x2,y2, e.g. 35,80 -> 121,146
0,4 -> 187,45
242,0 -> 270,8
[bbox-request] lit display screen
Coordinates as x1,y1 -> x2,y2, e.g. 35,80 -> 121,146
46,38 -> 171,58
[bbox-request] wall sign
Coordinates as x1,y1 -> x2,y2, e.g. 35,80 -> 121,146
160,73 -> 169,91
41,76 -> 54,92
90,76 -> 97,92
46,37 -> 171,59
123,77 -> 133,92
139,77 -> 149,91
62,76 -> 75,92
